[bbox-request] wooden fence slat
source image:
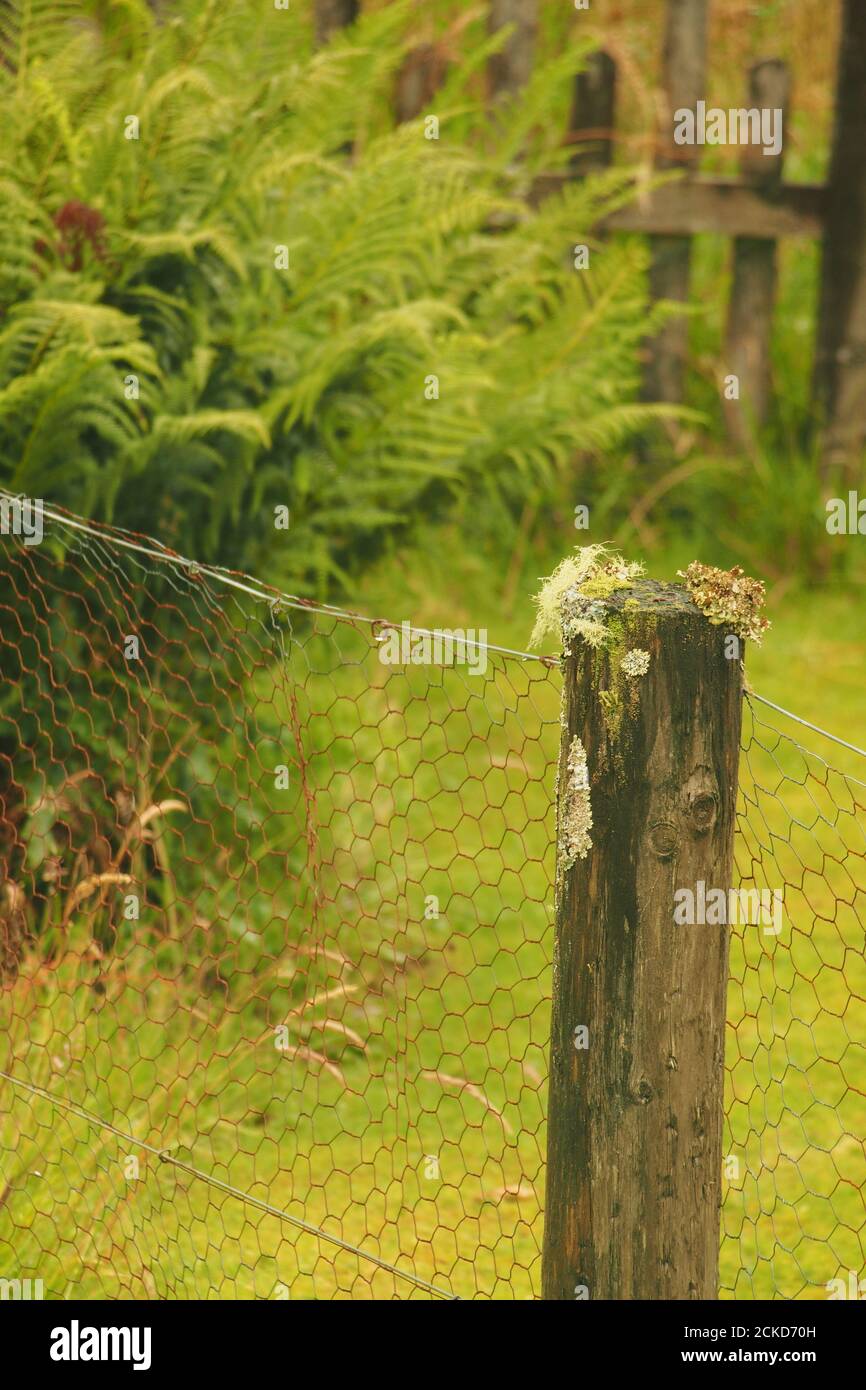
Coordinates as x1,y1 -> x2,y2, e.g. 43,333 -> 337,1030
725,59 -> 791,445
642,0 -> 709,409
314,0 -> 359,47
529,175 -> 824,239
568,50 -> 617,174
394,44 -> 447,123
488,0 -> 537,98
815,0 -> 866,477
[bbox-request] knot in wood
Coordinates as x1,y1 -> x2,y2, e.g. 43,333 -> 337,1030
687,790 -> 719,835
648,820 -> 679,859
683,767 -> 720,836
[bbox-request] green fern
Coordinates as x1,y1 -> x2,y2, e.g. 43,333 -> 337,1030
0,0 -> 678,584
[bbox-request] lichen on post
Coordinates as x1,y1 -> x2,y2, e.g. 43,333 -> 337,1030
537,550 -> 759,1301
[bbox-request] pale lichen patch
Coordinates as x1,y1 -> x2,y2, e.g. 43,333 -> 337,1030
561,595 -> 608,650
530,544 -> 644,650
560,736 -> 593,866
621,648 -> 651,678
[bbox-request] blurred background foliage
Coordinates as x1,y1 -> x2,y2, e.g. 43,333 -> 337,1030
1,0 -> 859,613
0,0 -> 680,596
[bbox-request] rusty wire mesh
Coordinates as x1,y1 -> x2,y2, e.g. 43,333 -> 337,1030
0,498 -> 864,1300
0,499 -> 559,1300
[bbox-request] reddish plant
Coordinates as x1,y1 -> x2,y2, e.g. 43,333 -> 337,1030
36,199 -> 108,271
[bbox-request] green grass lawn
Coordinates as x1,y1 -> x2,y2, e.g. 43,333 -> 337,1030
1,534 -> 864,1300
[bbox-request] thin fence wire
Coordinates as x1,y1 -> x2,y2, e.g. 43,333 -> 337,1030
0,500 -> 863,1299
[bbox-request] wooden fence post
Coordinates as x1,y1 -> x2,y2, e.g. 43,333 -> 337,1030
488,0 -> 537,99
568,50 -> 617,175
814,0 -> 866,477
394,44 -> 448,124
643,0 -> 708,408
724,59 -> 790,446
541,578 -> 743,1300
313,0 -> 359,47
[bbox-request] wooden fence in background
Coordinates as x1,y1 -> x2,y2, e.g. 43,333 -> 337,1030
315,0 -> 866,475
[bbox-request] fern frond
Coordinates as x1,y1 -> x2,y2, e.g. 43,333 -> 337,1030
153,410 -> 271,449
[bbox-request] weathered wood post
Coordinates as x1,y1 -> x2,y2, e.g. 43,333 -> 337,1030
541,575 -> 743,1300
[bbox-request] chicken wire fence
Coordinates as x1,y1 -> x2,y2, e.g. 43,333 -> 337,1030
0,497 -> 864,1301
724,697 -> 866,1299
